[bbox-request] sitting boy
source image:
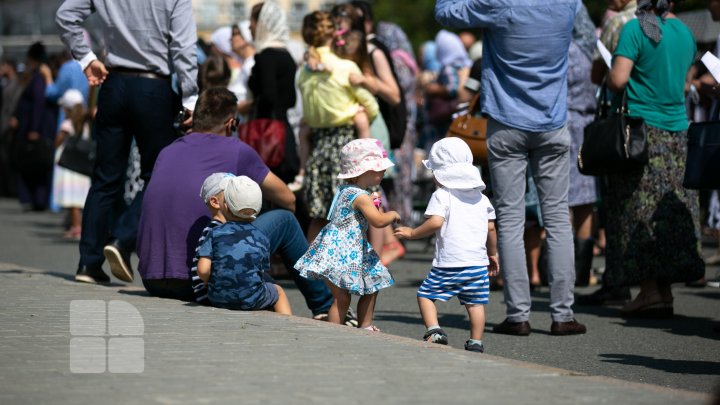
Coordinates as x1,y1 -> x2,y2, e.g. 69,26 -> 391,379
197,175 -> 292,315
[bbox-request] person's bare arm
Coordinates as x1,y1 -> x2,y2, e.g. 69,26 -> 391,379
607,56 -> 634,93
353,194 -> 400,227
197,257 -> 212,283
260,171 -> 296,212
394,215 -> 444,240
353,50 -> 401,106
486,220 -> 499,276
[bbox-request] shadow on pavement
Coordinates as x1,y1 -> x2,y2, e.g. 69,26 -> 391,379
599,353 -> 720,375
616,316 -> 720,341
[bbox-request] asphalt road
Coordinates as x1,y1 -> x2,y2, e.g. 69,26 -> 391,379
0,198 -> 718,394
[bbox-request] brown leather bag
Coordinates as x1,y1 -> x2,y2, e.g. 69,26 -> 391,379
445,93 -> 488,166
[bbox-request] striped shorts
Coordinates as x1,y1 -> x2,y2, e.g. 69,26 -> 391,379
417,266 -> 490,305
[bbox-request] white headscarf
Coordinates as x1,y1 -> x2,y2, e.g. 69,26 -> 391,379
211,26 -> 234,57
253,1 -> 289,52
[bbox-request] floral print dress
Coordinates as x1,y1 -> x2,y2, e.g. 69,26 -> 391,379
295,185 -> 394,295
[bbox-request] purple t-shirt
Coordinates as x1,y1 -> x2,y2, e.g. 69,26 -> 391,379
137,133 -> 269,280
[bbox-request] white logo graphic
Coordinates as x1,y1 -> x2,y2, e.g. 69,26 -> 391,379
69,300 -> 144,373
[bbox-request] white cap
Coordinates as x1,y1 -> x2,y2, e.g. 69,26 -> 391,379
200,172 -> 235,203
224,175 -> 262,219
423,138 -> 485,190
58,89 -> 84,109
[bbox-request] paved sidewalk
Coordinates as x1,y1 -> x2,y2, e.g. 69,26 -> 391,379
0,262 -> 710,404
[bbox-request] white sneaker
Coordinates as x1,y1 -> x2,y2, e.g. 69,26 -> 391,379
287,174 -> 304,192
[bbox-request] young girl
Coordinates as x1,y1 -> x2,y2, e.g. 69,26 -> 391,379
52,89 -> 91,239
295,138 -> 399,331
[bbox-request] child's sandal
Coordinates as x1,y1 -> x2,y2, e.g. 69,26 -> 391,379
362,325 -> 381,332
422,328 -> 448,345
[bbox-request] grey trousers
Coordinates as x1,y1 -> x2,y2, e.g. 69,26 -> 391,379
487,118 -> 576,322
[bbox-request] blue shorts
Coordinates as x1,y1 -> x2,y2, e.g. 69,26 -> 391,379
210,282 -> 279,311
417,266 -> 489,305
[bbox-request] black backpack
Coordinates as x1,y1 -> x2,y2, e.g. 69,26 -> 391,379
370,38 -> 407,150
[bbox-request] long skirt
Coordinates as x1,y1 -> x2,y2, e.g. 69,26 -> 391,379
603,125 -> 705,286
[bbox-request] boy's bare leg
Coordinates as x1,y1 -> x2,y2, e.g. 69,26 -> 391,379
417,296 -> 439,329
466,304 -> 486,341
354,110 -> 370,139
325,281 -> 351,324
356,292 -> 378,328
272,285 -> 293,315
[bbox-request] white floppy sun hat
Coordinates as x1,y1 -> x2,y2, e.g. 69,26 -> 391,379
337,138 -> 394,179
423,137 -> 485,190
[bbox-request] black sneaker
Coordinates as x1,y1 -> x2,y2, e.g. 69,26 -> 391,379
104,239 -> 134,282
75,265 -> 110,284
344,308 -> 359,327
464,340 -> 484,353
422,328 -> 448,345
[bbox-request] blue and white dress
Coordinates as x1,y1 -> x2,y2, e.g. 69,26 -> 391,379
295,185 -> 394,295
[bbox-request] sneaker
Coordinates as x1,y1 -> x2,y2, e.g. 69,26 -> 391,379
707,278 -> 720,288
287,174 -> 304,193
422,328 -> 448,345
75,265 -> 110,284
312,313 -> 329,321
103,239 -> 134,282
344,308 -> 359,327
464,340 -> 484,353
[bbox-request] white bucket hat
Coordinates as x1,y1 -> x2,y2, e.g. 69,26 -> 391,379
200,172 -> 235,203
337,138 -> 394,179
423,138 -> 485,190
224,175 -> 262,219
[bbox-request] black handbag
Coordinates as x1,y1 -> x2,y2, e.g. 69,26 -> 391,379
683,120 -> 720,190
577,85 -> 648,176
58,134 -> 96,177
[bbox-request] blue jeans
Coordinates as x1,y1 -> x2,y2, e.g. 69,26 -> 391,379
254,209 -> 333,315
79,73 -> 179,267
487,118 -> 576,323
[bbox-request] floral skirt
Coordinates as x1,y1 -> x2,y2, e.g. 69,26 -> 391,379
602,125 -> 705,286
304,125 -> 355,219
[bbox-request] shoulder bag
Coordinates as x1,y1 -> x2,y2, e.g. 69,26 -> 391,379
577,84 -> 648,176
58,124 -> 96,177
445,93 -> 488,166
683,115 -> 720,189
237,103 -> 286,169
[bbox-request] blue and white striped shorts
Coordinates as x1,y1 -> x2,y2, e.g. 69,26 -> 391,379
417,266 -> 490,305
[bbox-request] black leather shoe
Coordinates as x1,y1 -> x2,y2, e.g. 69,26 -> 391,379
492,318 -> 531,336
550,319 -> 587,336
75,265 -> 110,284
104,240 -> 134,282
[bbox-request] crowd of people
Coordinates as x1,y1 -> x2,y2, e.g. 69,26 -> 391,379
0,0 -> 718,350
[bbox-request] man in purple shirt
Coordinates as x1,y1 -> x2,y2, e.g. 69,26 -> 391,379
135,88 -> 333,315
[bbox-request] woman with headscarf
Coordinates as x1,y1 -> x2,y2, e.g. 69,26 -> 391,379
566,5 -> 599,286
421,30 -> 472,152
605,0 -> 704,318
247,1 -> 299,184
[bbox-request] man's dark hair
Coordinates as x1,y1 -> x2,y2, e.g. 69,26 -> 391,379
27,42 -> 47,63
192,87 -> 238,132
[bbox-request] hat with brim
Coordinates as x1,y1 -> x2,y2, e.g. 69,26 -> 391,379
423,137 -> 485,190
337,138 -> 394,179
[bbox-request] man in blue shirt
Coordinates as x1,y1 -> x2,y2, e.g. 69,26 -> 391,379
435,0 -> 586,336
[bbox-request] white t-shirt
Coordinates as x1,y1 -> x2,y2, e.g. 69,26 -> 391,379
424,186 -> 495,268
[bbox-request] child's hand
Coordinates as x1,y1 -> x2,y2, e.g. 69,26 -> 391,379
488,255 -> 500,277
394,226 -> 413,240
388,211 -> 401,223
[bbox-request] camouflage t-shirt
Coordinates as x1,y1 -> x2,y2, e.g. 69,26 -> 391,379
198,221 -> 272,309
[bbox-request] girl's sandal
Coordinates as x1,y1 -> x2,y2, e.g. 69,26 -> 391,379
362,325 -> 381,332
